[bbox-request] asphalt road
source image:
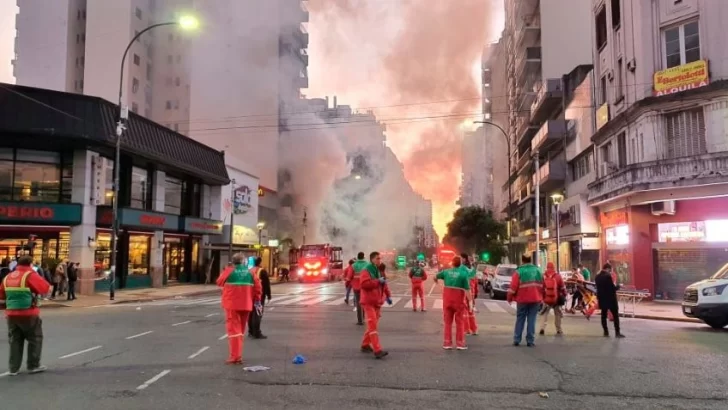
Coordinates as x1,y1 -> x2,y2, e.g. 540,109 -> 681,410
0,272 -> 726,409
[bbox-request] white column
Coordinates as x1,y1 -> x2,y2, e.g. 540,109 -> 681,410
68,150 -> 97,295
150,170 -> 165,286
152,170 -> 166,212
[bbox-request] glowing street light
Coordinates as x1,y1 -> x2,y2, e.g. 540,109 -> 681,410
178,15 -> 200,30
354,174 -> 362,180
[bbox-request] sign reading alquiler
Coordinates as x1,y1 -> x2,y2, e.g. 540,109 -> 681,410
653,60 -> 709,97
0,202 -> 83,225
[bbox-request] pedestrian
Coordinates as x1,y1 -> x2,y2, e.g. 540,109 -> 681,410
460,253 -> 478,336
579,263 -> 592,282
216,253 -> 262,364
344,259 -> 355,305
567,267 -> 585,313
377,263 -> 393,307
408,260 -> 428,312
0,255 -> 51,376
435,255 -> 472,350
348,252 -> 368,326
359,251 -> 388,359
539,262 -> 566,336
66,262 -> 78,301
595,263 -> 625,338
9,258 -> 17,272
51,259 -> 68,299
507,254 -> 544,347
247,257 -> 271,339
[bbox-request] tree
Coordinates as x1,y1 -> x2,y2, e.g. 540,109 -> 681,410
443,206 -> 507,265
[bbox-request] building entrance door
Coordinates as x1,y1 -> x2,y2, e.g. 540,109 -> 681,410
164,241 -> 185,282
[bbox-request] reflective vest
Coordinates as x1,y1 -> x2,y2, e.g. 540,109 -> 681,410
3,271 -> 34,310
227,265 -> 255,287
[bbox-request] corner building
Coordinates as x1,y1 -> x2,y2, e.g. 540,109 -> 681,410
0,84 -> 229,295
588,0 -> 728,300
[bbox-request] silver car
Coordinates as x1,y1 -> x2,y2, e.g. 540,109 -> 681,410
488,264 -> 518,300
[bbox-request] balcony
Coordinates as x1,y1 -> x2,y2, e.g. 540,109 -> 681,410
515,14 -> 540,49
587,152 -> 728,205
299,48 -> 309,66
299,1 -> 310,23
530,79 -> 563,123
296,23 -> 309,47
531,119 -> 567,153
516,116 -> 539,149
533,155 -> 567,193
516,47 -> 542,84
517,147 -> 532,172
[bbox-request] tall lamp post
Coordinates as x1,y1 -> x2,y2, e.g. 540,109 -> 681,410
474,120 -> 513,263
108,15 -> 199,300
551,193 -> 564,271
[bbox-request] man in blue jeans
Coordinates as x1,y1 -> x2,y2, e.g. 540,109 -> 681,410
507,255 -> 544,347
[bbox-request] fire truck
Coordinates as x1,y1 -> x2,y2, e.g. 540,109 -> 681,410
436,247 -> 456,270
289,244 -> 344,283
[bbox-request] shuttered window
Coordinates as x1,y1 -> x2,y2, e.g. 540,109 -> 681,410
665,108 -> 706,159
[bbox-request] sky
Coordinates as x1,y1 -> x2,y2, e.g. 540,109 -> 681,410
0,0 -> 505,238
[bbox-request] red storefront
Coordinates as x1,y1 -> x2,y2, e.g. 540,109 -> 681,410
601,197 -> 728,300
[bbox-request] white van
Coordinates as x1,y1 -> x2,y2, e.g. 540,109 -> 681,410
681,263 -> 728,329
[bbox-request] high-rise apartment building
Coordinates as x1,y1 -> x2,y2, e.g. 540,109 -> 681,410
482,40 -> 508,219
459,127 -> 489,209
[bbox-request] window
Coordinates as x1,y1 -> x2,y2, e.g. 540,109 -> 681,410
164,176 -> 184,215
80,56 -> 85,67
617,132 -> 627,167
131,102 -> 138,113
127,235 -> 150,276
615,58 -> 624,101
81,33 -> 85,43
165,100 -> 172,110
132,77 -> 139,94
75,57 -> 79,67
571,151 -> 593,181
596,7 -> 608,50
0,149 -> 71,203
599,75 -> 608,105
82,9 -> 86,19
135,30 -> 140,42
174,77 -> 180,86
130,166 -> 150,209
665,108 -> 706,159
79,80 -> 83,90
146,63 -> 152,81
135,7 -> 142,19
133,54 -> 140,66
601,141 -> 614,171
611,0 -> 621,29
664,21 -> 700,69
76,34 -> 80,44
77,9 -> 81,19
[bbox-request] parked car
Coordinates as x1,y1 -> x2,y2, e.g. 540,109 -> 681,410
682,263 -> 728,329
488,264 -> 518,300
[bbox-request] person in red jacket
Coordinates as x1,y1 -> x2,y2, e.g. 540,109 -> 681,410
435,256 -> 472,350
348,252 -> 368,325
539,262 -> 566,336
344,259 -> 355,305
460,253 -> 478,336
359,252 -> 388,359
507,255 -> 544,347
217,253 -> 262,364
378,263 -> 393,307
0,255 -> 51,376
408,261 -> 428,312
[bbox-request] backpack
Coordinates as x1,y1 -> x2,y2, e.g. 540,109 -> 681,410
543,273 -> 558,305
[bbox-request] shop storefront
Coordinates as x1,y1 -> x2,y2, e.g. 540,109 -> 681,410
0,202 -> 82,263
95,207 -> 222,290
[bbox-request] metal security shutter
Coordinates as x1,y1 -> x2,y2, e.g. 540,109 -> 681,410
665,108 -> 706,159
655,248 -> 728,300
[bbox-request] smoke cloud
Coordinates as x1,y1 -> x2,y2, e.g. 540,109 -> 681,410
307,0 -> 497,237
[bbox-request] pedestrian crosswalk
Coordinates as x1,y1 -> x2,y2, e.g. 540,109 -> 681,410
136,295 -> 516,314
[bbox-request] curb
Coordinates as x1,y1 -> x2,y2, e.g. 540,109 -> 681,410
625,313 -> 701,324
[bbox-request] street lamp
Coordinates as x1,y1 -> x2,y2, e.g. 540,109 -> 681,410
354,174 -> 362,180
474,120 -> 513,263
550,193 -> 564,271
108,15 -> 199,300
257,222 -> 266,245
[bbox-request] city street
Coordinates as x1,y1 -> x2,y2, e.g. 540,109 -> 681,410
0,273 -> 726,409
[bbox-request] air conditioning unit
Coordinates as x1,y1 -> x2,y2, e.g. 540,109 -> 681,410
651,200 -> 676,216
600,162 -> 617,176
626,58 -> 637,72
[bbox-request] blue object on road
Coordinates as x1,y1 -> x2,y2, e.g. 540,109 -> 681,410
292,354 -> 307,364
386,297 -> 393,305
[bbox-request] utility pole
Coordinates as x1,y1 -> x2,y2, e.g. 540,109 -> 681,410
228,179 -> 236,262
534,151 -> 540,268
302,207 -> 308,246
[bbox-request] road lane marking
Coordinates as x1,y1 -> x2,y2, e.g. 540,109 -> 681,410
218,333 -> 228,340
171,320 -> 191,327
188,346 -> 210,359
428,283 -> 437,296
59,345 -> 102,359
126,331 -> 153,340
383,297 -> 401,308
274,295 -> 318,305
483,301 -> 507,313
0,372 -> 10,378
205,313 -> 219,318
433,299 -> 443,310
137,370 -> 171,390
268,307 -> 275,311
301,295 -> 335,305
404,299 -> 414,309
325,297 -> 347,305
266,295 -> 299,305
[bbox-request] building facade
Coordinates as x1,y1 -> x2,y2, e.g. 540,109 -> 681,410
588,0 -> 728,300
459,127 -> 490,210
500,0 -> 593,267
483,40 -> 509,221
0,84 -> 228,294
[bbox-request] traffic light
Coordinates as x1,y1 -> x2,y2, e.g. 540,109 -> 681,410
416,253 -> 425,261
481,252 -> 491,262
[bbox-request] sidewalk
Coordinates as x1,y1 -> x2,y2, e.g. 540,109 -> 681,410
619,301 -> 700,324
42,283 -> 222,309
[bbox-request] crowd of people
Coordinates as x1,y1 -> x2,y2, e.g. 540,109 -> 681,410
1,258 -> 79,301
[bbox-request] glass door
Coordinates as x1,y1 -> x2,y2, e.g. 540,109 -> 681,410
164,240 -> 185,282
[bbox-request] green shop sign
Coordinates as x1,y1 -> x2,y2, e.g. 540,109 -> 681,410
0,202 -> 82,225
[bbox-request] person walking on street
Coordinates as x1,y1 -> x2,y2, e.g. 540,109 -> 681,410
595,263 -> 625,338
508,255 -> 544,347
435,256 -> 472,350
248,257 -> 271,339
539,262 -> 566,336
216,253 -> 262,364
51,260 -> 67,299
66,262 -> 78,301
348,252 -> 368,325
567,267 -> 585,314
359,252 -> 388,359
579,263 -> 591,282
408,261 -> 428,312
344,259 -> 355,305
0,255 -> 51,376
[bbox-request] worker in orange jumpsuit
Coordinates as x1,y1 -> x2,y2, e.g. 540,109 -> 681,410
460,254 -> 478,335
347,252 -> 368,325
344,259 -> 355,305
216,253 -> 262,365
409,261 -> 428,312
435,256 -> 472,350
359,251 -> 388,359
378,263 -> 393,308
